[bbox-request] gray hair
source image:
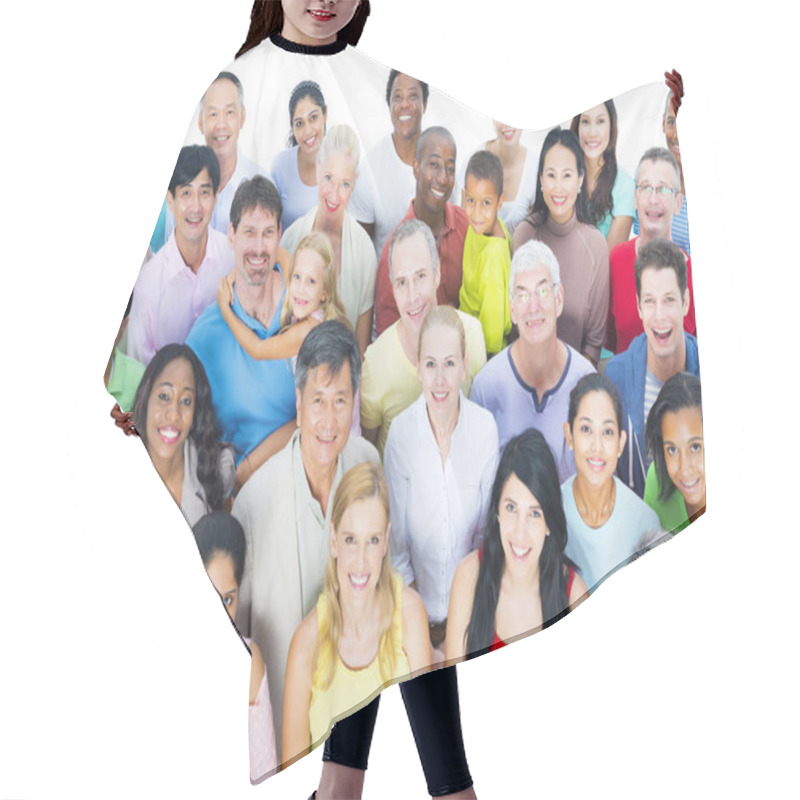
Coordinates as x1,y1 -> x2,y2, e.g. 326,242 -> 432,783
317,124 -> 361,170
202,71 -> 244,107
387,219 -> 440,282
509,240 -> 561,299
295,320 -> 361,397
635,146 -> 680,190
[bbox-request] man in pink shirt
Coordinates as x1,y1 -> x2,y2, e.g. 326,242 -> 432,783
606,147 -> 696,354
374,126 -> 468,336
127,145 -> 234,365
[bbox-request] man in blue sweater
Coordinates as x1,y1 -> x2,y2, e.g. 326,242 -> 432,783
604,238 -> 700,497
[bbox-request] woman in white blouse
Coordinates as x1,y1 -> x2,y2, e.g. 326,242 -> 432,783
383,305 -> 499,662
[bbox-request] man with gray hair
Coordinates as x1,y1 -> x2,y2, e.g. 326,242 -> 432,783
361,218 -> 486,456
232,321 -> 379,765
373,126 -> 469,336
470,240 -> 595,480
157,71 -> 266,250
607,146 -> 696,353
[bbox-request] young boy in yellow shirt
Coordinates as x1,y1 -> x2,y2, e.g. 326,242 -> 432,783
458,150 -> 512,356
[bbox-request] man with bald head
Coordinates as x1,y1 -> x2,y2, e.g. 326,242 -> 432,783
374,126 -> 469,336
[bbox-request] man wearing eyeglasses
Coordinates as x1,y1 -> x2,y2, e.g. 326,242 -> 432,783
606,147 -> 696,354
470,240 -> 595,481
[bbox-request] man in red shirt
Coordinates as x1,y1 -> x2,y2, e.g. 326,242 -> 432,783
606,147 -> 696,354
374,126 -> 469,336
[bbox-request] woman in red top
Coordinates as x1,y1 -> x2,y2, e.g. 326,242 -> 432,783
446,428 -> 587,659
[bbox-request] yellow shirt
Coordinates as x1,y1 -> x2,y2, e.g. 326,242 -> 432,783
458,219 -> 512,355
308,573 -> 410,746
360,314 -> 487,456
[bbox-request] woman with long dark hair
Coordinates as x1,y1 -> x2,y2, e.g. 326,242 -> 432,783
446,429 -> 587,660
132,343 -> 234,526
570,100 -> 634,251
644,372 -> 705,533
512,128 -> 609,365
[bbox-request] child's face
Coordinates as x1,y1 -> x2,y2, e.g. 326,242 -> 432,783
463,174 -> 503,236
290,248 -> 328,320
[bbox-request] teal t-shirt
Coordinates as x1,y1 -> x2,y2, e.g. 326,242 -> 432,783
594,168 -> 634,238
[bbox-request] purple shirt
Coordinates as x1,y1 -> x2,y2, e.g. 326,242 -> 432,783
127,227 -> 234,365
469,343 -> 595,482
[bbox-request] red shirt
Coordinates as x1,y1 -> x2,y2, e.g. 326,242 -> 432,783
374,200 -> 469,336
606,237 -> 697,354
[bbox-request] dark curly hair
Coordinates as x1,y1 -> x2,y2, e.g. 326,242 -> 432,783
133,344 -> 229,514
527,127 -> 591,226
570,100 -> 619,229
465,429 -> 572,658
236,1 -> 372,58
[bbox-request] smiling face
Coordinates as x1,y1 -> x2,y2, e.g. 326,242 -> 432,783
637,266 -> 690,364
144,357 -> 195,464
414,133 -> 456,218
290,247 -> 328,320
493,121 -> 522,148
198,78 -> 244,165
418,322 -> 466,419
293,96 -> 327,156
509,263 -> 563,349
297,361 -> 354,470
390,231 -> 440,336
635,159 -> 681,241
540,143 -> 584,225
389,73 -> 426,142
229,205 -> 281,287
281,0 -> 361,45
565,390 -> 626,490
577,104 -> 611,163
167,167 -> 215,249
206,551 -> 239,622
498,472 -> 549,576
662,406 -> 705,515
331,495 -> 389,597
317,150 -> 357,225
463,174 -> 503,237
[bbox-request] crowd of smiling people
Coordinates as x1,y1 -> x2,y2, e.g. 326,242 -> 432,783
107,53 -> 704,783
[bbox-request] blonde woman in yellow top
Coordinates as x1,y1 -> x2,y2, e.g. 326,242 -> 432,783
282,462 -> 431,765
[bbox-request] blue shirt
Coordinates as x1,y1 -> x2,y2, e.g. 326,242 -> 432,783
186,265 -> 296,464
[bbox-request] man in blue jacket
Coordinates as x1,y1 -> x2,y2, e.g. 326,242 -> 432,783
604,238 -> 699,497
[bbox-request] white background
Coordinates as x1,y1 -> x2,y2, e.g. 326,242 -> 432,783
1,1 -> 796,798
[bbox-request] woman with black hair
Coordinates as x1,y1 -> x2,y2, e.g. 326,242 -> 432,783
270,79 -> 375,231
561,373 -> 661,592
132,343 -> 234,526
446,428 -> 587,660
570,100 -> 634,251
644,372 -> 705,533
512,128 -> 610,366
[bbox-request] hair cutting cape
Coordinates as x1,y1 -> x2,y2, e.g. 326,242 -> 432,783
105,33 -> 702,783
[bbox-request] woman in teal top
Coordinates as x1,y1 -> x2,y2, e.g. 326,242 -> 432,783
570,99 -> 634,251
644,373 -> 705,533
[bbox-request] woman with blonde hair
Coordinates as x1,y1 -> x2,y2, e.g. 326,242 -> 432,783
282,462 -> 431,763
281,124 -> 377,354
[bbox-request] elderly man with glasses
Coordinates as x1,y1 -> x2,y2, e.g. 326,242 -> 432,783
470,240 -> 595,481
